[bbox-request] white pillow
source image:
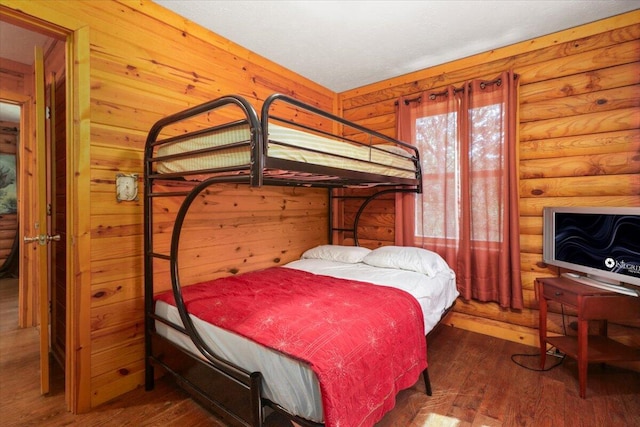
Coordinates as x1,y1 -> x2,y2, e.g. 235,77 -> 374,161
362,246 -> 450,277
301,245 -> 372,264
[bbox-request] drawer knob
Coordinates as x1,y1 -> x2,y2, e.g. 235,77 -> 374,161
555,291 -> 563,296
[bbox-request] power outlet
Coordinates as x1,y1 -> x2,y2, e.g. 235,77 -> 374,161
546,348 -> 564,358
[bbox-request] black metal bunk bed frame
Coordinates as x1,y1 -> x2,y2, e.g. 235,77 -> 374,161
144,93 -> 424,427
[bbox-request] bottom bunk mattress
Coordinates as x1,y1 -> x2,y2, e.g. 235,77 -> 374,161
154,257 -> 457,425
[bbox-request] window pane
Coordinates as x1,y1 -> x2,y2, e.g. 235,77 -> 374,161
414,103 -> 504,242
414,113 -> 458,239
469,103 -> 503,242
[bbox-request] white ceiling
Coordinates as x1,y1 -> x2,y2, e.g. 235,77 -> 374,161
156,0 -> 639,92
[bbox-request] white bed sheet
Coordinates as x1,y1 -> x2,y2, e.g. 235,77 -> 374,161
284,259 -> 458,334
156,123 -> 416,179
154,260 -> 458,423
155,300 -> 324,421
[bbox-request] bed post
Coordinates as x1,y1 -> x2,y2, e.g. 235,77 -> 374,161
423,368 -> 432,396
143,115 -> 162,392
328,189 -> 334,245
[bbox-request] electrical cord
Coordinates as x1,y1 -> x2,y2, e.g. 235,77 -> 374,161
510,348 -> 565,371
510,304 -> 568,371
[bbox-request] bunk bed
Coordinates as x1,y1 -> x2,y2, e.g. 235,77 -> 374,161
144,93 -> 458,427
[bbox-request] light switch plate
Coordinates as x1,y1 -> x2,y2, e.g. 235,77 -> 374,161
116,173 -> 138,202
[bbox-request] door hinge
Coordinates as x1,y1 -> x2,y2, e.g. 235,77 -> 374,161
47,203 -> 52,216
46,106 -> 51,119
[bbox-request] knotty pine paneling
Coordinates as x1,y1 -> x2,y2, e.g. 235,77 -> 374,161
519,62 -> 640,104
339,12 -> 640,357
342,192 -> 395,246
5,0 -> 639,411
520,151 -> 639,179
520,107 -> 639,141
520,85 -> 640,122
520,130 -> 639,160
0,57 -> 31,95
2,0 -> 335,409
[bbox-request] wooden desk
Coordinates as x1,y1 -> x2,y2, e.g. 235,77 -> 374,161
535,277 -> 640,398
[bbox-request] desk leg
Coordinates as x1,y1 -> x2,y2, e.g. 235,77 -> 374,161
538,288 -> 547,369
577,318 -> 588,398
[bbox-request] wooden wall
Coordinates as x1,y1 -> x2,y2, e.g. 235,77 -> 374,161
83,2 -> 333,409
47,41 -> 68,371
338,12 -> 640,351
2,0 -> 638,412
2,0 -> 333,411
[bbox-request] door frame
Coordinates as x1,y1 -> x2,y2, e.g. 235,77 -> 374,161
0,5 -> 92,414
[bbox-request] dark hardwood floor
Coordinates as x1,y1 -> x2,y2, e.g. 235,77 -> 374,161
1,277 -> 639,426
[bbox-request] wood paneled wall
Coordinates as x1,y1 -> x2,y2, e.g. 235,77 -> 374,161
2,0 -> 638,412
84,2 -> 333,408
338,12 -> 639,352
2,0 -> 333,411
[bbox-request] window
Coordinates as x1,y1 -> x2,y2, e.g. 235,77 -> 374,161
396,71 -> 523,309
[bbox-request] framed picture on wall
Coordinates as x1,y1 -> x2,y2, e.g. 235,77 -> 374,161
0,153 -> 17,215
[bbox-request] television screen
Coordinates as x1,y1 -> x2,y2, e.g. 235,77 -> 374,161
554,212 -> 640,282
543,207 -> 640,292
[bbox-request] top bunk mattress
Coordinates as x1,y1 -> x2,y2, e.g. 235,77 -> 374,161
154,122 -> 417,180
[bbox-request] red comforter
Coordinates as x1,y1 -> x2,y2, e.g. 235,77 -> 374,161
156,267 -> 427,426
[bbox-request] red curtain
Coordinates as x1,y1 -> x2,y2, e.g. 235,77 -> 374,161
396,71 -> 523,309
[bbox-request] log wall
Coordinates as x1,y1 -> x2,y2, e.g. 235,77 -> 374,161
338,12 -> 640,353
2,0 -> 638,412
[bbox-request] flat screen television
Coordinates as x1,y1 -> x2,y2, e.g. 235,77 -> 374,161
542,206 -> 640,296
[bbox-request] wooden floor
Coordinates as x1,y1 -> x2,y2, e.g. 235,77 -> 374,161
1,278 -> 639,427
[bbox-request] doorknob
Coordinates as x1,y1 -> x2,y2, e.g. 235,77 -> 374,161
24,234 -> 61,245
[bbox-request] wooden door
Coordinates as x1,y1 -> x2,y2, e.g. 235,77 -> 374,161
23,45 -> 55,395
36,45 -> 50,396
50,71 -> 66,369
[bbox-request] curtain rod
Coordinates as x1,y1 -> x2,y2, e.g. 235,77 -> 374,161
395,75 -> 510,106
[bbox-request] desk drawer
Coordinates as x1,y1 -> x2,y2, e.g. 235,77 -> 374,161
543,283 -> 578,307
